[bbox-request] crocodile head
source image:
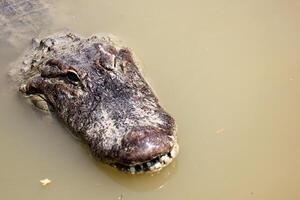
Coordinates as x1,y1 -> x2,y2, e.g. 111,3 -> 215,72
17,33 -> 178,173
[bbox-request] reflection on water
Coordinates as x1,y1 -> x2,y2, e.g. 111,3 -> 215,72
1,0 -> 300,199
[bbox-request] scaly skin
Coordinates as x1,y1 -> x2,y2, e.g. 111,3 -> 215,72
15,33 -> 179,173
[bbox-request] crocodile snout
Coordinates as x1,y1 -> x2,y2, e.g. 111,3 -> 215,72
118,127 -> 174,165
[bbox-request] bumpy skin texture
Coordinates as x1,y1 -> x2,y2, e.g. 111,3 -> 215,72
15,33 -> 178,173
0,0 -> 51,45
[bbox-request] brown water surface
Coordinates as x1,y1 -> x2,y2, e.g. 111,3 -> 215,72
1,0 -> 300,199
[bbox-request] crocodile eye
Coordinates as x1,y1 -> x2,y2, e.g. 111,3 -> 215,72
66,70 -> 80,83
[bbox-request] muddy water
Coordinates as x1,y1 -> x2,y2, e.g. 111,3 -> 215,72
1,0 -> 300,199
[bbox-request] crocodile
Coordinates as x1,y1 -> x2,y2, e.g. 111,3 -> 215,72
12,33 -> 179,173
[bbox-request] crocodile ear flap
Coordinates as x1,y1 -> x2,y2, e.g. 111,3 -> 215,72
94,43 -> 116,71
94,43 -> 135,73
114,48 -> 135,73
117,48 -> 134,64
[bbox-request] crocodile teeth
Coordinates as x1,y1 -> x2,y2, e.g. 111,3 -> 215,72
160,155 -> 171,164
130,166 -> 136,174
170,148 -> 177,158
147,162 -> 152,167
113,144 -> 179,174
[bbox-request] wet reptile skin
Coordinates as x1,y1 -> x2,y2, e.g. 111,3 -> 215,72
13,33 -> 179,173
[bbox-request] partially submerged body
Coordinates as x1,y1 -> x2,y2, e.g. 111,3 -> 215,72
13,33 -> 179,173
2,0 -> 178,174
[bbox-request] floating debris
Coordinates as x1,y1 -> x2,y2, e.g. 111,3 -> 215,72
40,178 -> 51,186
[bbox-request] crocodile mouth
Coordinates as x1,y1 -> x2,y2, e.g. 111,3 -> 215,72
112,143 -> 179,174
20,87 -> 179,174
